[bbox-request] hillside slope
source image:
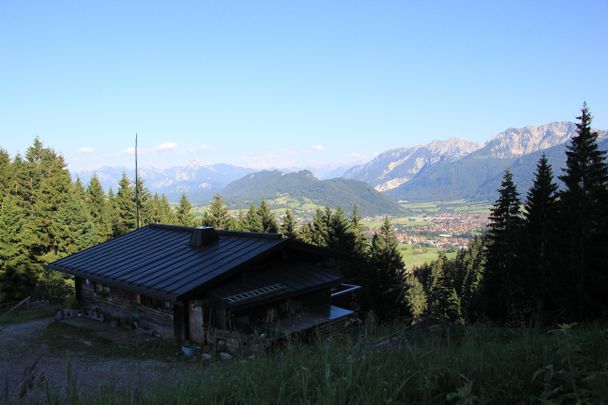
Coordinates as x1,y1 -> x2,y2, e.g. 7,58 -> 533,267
221,170 -> 402,216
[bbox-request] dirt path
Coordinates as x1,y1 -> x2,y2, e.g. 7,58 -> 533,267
0,318 -> 196,402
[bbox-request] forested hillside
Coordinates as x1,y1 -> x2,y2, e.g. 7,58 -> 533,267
221,170 -> 402,216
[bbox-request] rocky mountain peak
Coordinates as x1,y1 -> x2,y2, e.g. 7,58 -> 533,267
343,137 -> 482,191
480,121 -> 577,159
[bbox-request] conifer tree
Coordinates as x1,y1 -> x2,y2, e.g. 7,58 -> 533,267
243,204 -> 263,232
458,236 -> 486,322
326,207 -> 356,254
86,175 -> 111,241
134,177 -> 152,226
350,206 -> 369,259
9,154 -> 33,209
107,188 -> 117,230
147,193 -> 176,225
24,143 -> 73,265
202,194 -> 230,229
481,169 -> 523,322
297,223 -> 314,244
257,200 -> 278,233
176,193 -> 196,226
159,194 -> 176,224
0,148 -> 10,203
426,255 -> 463,323
280,209 -> 298,239
73,177 -> 85,197
0,194 -> 38,301
113,173 -> 136,236
225,216 -> 241,231
403,275 -> 427,321
235,210 -> 246,231
146,193 -> 162,224
367,216 -> 405,320
522,155 -> 558,322
557,104 -> 608,320
56,188 -> 97,256
310,208 -> 331,246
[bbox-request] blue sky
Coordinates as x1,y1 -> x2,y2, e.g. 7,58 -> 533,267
1,1 -> 607,171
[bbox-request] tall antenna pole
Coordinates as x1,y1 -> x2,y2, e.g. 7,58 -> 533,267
135,133 -> 140,229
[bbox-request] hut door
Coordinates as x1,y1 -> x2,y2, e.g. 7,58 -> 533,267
188,300 -> 205,344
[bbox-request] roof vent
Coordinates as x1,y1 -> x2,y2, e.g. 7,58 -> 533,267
189,227 -> 218,247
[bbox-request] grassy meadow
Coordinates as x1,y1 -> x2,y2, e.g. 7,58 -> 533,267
399,200 -> 492,216
399,245 -> 458,269
28,321 -> 608,404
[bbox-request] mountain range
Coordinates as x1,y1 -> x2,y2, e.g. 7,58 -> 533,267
380,122 -> 607,201
75,121 -> 608,213
76,162 -> 254,203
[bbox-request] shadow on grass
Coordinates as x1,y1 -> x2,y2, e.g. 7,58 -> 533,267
36,322 -> 178,361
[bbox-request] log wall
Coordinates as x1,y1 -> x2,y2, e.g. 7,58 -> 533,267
79,279 -> 175,339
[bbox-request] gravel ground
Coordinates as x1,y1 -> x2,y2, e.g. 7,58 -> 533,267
0,318 -> 196,403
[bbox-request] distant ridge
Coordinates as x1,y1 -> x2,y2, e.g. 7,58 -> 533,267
75,162 -> 254,203
220,170 -> 402,216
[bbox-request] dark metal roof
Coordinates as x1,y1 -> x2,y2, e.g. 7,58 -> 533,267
209,262 -> 342,310
47,224 -> 300,301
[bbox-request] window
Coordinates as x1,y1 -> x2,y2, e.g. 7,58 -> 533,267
139,294 -> 174,312
94,283 -> 111,297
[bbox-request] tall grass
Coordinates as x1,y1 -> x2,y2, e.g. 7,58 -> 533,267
27,322 -> 608,404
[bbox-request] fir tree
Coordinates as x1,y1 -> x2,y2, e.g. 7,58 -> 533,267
8,154 -> 34,209
56,188 -> 97,256
350,205 -> 369,259
297,223 -> 314,244
310,208 -> 331,246
202,194 -> 230,229
113,173 -> 136,236
243,204 -> 263,232
257,200 -> 278,233
403,275 -> 427,321
481,169 -> 523,323
0,194 -> 38,301
73,176 -> 85,197
86,175 -> 111,240
426,255 -> 463,324
159,195 -> 176,224
147,193 -> 177,225
326,207 -> 356,254
234,210 -> 247,231
24,144 -> 73,265
522,155 -> 558,323
0,148 -> 10,203
280,209 -> 299,239
367,216 -> 405,320
176,194 -> 196,226
557,103 -> 608,320
458,237 -> 486,322
134,177 -> 152,226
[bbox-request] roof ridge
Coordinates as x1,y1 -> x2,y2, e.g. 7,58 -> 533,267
216,230 -> 284,240
149,224 -> 284,239
149,223 -> 196,232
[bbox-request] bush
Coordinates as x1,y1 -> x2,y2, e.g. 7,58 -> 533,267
34,269 -> 73,304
